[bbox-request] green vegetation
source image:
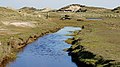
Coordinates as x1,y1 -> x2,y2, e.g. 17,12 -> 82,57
65,18 -> 120,66
0,5 -> 120,67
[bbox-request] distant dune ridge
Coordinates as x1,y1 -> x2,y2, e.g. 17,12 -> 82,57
112,6 -> 120,13
0,4 -> 119,13
58,4 -> 86,12
57,4 -> 111,12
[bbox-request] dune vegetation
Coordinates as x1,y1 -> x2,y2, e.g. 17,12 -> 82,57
0,4 -> 120,67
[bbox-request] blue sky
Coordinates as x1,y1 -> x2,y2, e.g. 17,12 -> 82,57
0,0 -> 120,9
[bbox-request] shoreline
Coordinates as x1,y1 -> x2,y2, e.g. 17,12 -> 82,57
65,30 -> 120,67
0,7 -> 120,66
0,26 -> 63,67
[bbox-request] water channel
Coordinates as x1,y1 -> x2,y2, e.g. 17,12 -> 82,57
7,27 -> 81,67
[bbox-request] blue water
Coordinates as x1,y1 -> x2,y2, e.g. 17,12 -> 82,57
87,18 -> 102,20
7,27 -> 81,67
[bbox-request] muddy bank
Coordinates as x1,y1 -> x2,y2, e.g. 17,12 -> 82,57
0,27 -> 62,67
6,27 -> 81,67
0,18 -> 83,66
65,30 -> 120,67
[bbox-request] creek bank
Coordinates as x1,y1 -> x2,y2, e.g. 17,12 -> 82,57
65,30 -> 119,67
6,27 -> 81,67
0,27 -> 62,67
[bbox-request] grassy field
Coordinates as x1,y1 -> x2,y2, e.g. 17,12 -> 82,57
0,6 -> 120,67
0,7 -> 84,66
65,18 -> 120,66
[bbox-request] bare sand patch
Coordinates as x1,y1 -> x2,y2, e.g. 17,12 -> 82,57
2,21 -> 36,28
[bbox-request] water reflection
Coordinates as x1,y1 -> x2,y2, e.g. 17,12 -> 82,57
6,27 -> 81,67
86,18 -> 103,20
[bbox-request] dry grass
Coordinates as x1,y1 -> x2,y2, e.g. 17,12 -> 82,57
0,7 -> 120,66
79,18 -> 120,61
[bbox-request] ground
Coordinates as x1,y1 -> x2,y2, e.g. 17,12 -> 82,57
0,7 -> 120,66
65,18 -> 120,66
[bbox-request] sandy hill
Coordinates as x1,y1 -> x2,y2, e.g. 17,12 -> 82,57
58,4 -> 109,12
58,4 -> 85,12
0,7 -> 21,19
112,6 -> 120,13
19,7 -> 53,13
0,7 -> 19,14
18,7 -> 38,14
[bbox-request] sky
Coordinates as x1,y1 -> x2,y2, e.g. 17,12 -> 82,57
0,0 -> 120,9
